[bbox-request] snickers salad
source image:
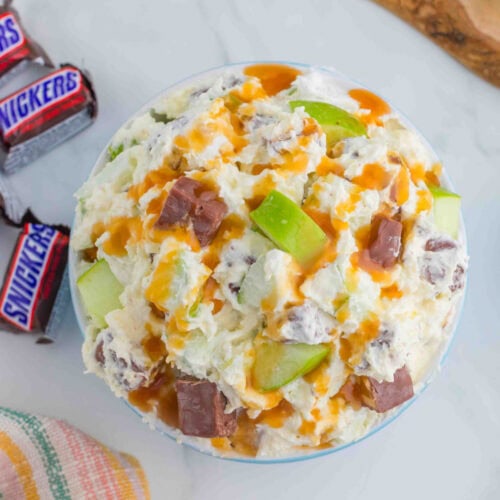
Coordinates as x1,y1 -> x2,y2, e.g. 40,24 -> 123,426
72,64 -> 467,458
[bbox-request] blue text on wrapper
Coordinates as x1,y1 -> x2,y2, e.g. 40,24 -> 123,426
0,68 -> 81,136
0,13 -> 24,56
0,224 -> 58,330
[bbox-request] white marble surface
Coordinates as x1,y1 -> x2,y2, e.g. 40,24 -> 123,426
0,0 -> 499,498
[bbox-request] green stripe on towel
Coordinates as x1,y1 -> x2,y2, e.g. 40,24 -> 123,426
0,408 -> 71,500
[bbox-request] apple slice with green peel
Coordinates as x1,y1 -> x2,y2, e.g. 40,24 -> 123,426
290,100 -> 367,147
250,190 -> 327,265
253,340 -> 330,392
429,185 -> 461,239
77,259 -> 123,328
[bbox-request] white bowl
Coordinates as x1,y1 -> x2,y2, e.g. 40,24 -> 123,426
69,61 -> 467,463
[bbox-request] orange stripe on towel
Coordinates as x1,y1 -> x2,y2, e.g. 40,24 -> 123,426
0,430 -> 40,500
0,449 -> 26,499
98,443 -> 137,500
121,452 -> 150,499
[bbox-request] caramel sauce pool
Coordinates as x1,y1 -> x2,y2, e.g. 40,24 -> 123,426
352,163 -> 392,190
95,216 -> 143,257
142,334 -> 167,362
348,88 -> 390,125
128,368 -> 179,428
244,64 -> 302,96
255,399 -> 295,428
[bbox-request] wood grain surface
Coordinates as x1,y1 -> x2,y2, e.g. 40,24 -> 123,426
372,0 -> 500,87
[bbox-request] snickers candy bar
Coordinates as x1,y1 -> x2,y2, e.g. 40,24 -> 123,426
368,215 -> 402,268
175,378 -> 237,438
340,366 -> 414,413
0,64 -> 97,173
0,222 -> 70,342
156,176 -> 228,247
0,1 -> 53,86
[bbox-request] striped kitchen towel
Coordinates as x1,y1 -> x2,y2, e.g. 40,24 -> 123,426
0,407 -> 150,500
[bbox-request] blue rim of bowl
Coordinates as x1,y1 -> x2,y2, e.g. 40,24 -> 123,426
69,60 -> 468,464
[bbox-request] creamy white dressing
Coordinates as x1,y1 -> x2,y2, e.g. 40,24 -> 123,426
72,66 -> 467,458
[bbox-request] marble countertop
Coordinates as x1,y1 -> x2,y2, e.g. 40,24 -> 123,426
0,0 -> 499,498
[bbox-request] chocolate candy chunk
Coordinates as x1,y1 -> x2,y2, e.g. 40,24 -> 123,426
369,216 -> 402,268
0,2 -> 53,87
340,366 -> 414,413
361,366 -> 414,413
156,176 -> 228,247
94,340 -> 105,365
450,264 -> 465,293
192,191 -> 228,247
421,255 -> 446,285
0,64 -> 97,173
175,379 -> 237,437
422,237 -> 463,288
339,376 -> 362,410
0,223 -> 70,341
425,238 -> 457,252
156,177 -> 202,228
92,330 -> 162,391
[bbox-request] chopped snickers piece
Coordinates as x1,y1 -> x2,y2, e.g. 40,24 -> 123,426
360,366 -> 414,413
368,216 -> 402,268
156,176 -> 228,247
450,264 -> 465,292
192,191 -> 228,247
422,237 -> 464,289
92,330 -> 162,391
156,177 -> 202,228
425,238 -> 457,252
94,340 -> 105,365
175,378 -> 237,438
340,366 -> 414,413
339,376 -> 362,410
421,255 -> 446,285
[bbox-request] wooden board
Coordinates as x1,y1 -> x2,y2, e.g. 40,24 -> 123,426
372,0 -> 500,87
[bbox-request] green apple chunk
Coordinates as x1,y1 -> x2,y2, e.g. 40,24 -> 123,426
77,259 -> 123,328
429,185 -> 461,239
290,100 -> 367,147
253,340 -> 330,392
250,190 -> 327,264
237,255 -> 268,307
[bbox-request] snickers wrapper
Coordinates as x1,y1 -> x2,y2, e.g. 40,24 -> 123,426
0,1 -> 53,86
0,223 -> 70,342
0,64 -> 97,173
